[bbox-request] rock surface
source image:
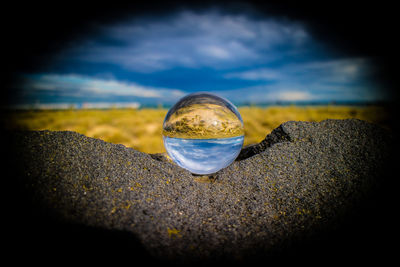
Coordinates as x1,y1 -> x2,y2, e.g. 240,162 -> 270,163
6,119 -> 395,264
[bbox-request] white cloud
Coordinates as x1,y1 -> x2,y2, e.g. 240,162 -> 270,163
290,58 -> 368,84
199,45 -> 231,59
224,68 -> 281,80
275,91 -> 312,101
22,74 -> 185,100
83,79 -> 160,97
252,88 -> 314,102
212,85 -> 315,104
225,58 -> 369,84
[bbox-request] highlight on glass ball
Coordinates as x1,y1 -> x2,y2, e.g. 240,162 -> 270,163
162,92 -> 244,175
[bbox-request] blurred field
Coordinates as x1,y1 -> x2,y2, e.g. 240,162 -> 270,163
3,106 -> 390,153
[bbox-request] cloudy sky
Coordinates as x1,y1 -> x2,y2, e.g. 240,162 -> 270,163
12,7 -> 388,106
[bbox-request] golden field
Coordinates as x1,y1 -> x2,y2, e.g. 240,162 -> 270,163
3,106 -> 390,153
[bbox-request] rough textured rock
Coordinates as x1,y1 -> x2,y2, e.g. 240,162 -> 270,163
6,119 -> 395,264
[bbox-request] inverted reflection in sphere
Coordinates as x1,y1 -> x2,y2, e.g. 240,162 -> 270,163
163,92 -> 244,174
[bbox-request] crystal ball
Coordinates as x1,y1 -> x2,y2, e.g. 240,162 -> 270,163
163,92 -> 244,174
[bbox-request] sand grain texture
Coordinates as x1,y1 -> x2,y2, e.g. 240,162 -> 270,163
6,119 -> 394,264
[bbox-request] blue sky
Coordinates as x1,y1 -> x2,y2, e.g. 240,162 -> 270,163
14,8 -> 388,106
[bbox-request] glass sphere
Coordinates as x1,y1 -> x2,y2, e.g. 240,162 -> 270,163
163,92 -> 244,174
